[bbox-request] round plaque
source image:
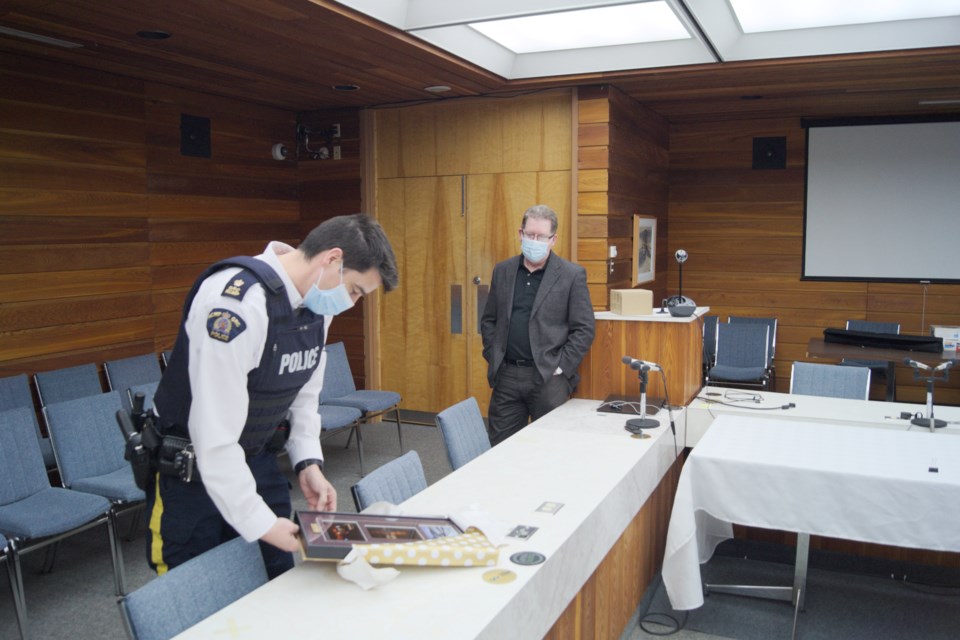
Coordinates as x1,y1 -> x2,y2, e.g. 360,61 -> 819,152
482,569 -> 517,585
510,551 -> 546,566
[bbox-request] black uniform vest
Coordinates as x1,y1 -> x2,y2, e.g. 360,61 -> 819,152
153,256 -> 326,454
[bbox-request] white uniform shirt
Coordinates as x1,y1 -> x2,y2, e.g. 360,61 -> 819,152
182,241 -> 330,542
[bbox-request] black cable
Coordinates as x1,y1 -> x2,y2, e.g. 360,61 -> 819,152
638,610 -> 689,636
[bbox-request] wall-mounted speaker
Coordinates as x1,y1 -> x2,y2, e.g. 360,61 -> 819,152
752,136 -> 786,170
180,113 -> 211,158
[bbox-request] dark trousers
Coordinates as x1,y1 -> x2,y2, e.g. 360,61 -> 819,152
487,363 -> 572,446
145,449 -> 293,579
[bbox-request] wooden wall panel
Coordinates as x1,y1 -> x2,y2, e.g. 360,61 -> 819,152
576,86 -> 669,310
298,107 -> 368,389
0,53 -> 303,385
668,117 -> 960,403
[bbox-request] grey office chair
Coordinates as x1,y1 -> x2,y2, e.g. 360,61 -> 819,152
350,450 -> 427,512
1,532 -> 26,640
790,362 -> 871,400
43,392 -> 146,540
706,323 -> 770,390
0,373 -> 56,469
119,536 -> 268,640
435,397 -> 491,471
702,315 -> 721,380
318,403 -> 364,473
0,406 -> 126,634
842,319 -> 901,401
104,353 -> 163,411
126,381 -> 160,413
33,363 -> 103,407
728,315 -> 778,386
320,342 -> 403,473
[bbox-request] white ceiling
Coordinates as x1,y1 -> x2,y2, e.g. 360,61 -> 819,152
335,0 -> 960,79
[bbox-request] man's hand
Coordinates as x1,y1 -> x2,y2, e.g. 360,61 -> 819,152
299,463 -> 337,512
260,517 -> 302,552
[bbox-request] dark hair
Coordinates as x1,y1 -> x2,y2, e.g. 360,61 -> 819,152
300,214 -> 399,292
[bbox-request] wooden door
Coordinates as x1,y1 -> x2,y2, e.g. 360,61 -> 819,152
377,175 -> 468,411
465,171 -> 572,409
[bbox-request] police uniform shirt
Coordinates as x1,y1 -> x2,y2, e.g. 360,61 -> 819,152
182,241 -> 331,543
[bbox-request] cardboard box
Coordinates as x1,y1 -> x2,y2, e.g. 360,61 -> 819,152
610,289 -> 653,316
930,325 -> 960,351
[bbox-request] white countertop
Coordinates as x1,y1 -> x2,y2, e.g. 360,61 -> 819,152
684,388 -> 960,447
595,306 -> 710,323
173,399 -> 684,639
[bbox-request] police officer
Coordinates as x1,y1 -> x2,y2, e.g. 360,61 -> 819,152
148,213 -> 398,578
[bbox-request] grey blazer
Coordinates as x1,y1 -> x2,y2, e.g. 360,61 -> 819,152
480,254 -> 596,388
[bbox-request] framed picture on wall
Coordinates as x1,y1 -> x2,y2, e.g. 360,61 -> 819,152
633,215 -> 656,285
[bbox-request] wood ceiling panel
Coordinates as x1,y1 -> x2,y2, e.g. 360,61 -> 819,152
0,1 -> 957,120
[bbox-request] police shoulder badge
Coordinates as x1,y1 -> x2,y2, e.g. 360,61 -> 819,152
207,308 -> 247,342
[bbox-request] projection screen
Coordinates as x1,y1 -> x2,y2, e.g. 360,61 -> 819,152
802,116 -> 960,283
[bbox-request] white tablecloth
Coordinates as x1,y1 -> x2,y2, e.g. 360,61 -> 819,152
662,414 -> 960,610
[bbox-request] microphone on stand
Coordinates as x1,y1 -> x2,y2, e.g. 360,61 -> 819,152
664,249 -> 696,317
621,355 -> 661,433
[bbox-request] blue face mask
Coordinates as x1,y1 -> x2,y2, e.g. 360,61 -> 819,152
303,262 -> 355,316
521,237 -> 550,263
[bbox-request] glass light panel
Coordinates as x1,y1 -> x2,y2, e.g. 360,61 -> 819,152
469,2 -> 689,54
730,0 -> 960,34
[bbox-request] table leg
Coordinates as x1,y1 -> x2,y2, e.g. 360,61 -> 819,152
703,533 -> 811,637
884,362 -> 896,402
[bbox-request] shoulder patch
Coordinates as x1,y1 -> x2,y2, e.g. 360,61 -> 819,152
207,308 -> 247,343
221,271 -> 257,300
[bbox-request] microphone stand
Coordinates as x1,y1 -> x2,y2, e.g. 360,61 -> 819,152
625,364 -> 660,433
907,361 -> 952,431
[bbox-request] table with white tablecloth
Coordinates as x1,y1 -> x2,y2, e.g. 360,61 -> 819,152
662,414 -> 960,611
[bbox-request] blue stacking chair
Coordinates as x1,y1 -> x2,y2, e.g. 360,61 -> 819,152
790,362 -> 871,400
126,381 -> 160,413
702,315 -> 721,380
42,391 -> 145,539
728,315 -> 778,386
706,323 -> 771,390
0,406 -> 126,638
435,397 -> 491,471
119,536 -> 267,640
318,404 -> 364,473
104,354 -> 163,411
0,374 -> 56,469
350,450 -> 427,512
33,363 -> 103,407
320,342 -> 403,472
1,531 -> 26,640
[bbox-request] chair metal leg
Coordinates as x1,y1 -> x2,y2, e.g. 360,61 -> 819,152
344,428 -> 355,450
40,541 -> 58,574
393,408 -> 403,454
355,424 -> 365,477
7,540 -> 28,640
107,510 -> 127,596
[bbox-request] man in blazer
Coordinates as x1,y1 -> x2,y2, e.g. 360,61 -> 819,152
480,204 -> 596,445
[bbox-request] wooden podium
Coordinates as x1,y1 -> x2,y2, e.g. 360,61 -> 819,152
576,308 -> 707,407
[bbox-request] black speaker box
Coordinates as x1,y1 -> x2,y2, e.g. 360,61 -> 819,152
752,136 -> 786,170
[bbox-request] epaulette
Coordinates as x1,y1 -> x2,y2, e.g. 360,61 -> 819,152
221,271 -> 258,301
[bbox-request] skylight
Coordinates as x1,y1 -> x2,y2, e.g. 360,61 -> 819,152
468,2 -> 689,55
730,0 -> 960,34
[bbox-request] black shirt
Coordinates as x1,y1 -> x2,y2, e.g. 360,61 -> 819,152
505,256 -> 548,362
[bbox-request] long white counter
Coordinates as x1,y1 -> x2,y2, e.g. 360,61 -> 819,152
684,388 -> 960,447
173,399 -> 684,639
